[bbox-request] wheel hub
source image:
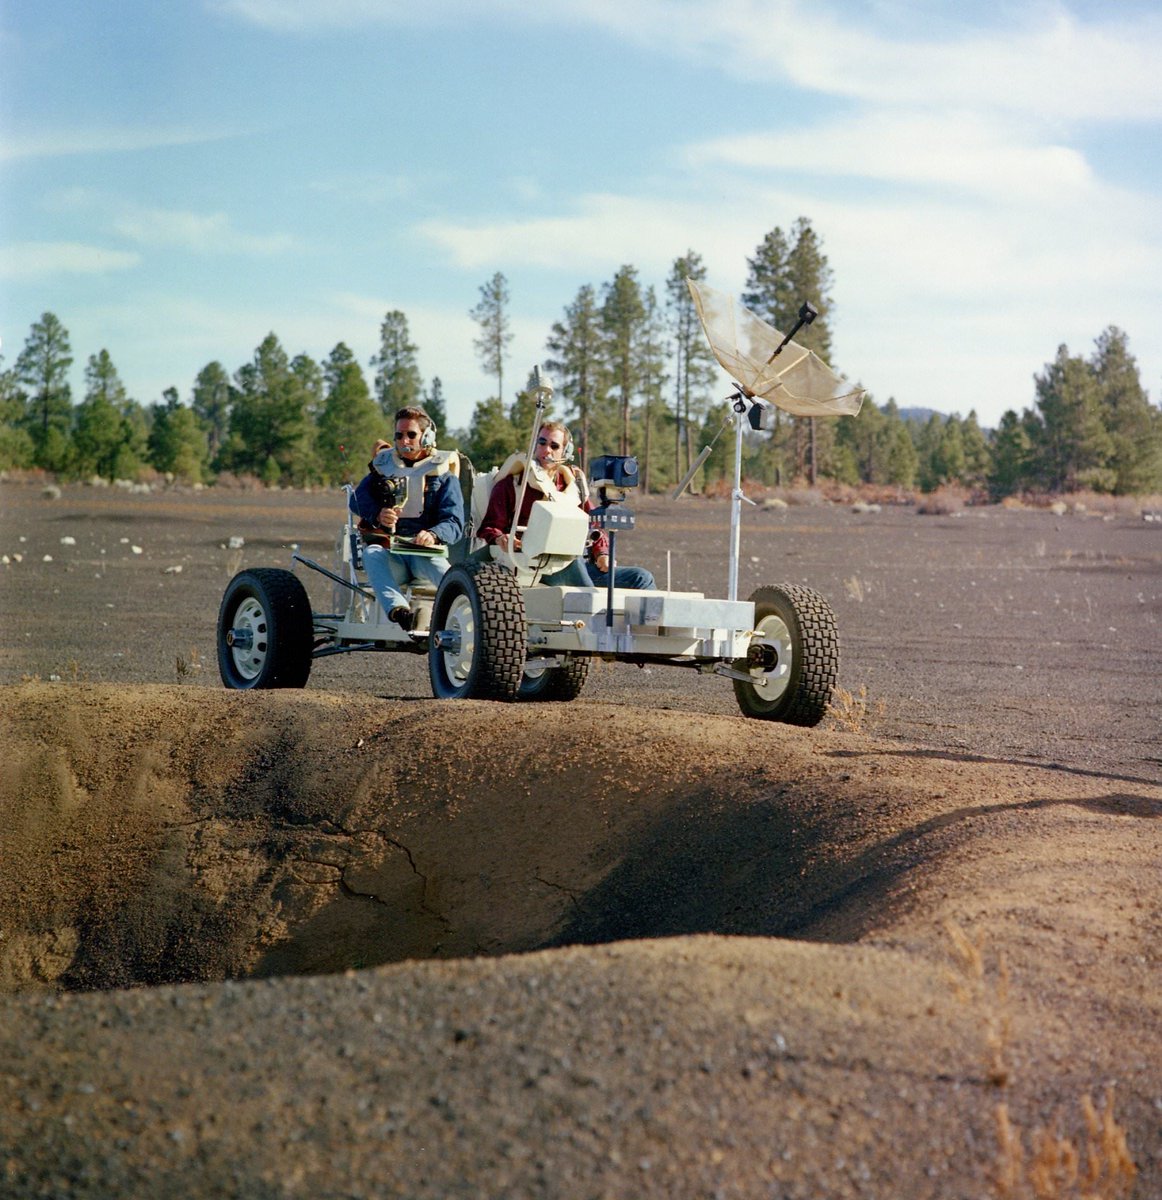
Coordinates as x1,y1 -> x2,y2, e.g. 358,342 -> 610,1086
227,597 -> 269,681
439,594 -> 476,685
432,628 -> 461,654
748,614 -> 793,699
747,642 -> 779,671
226,628 -> 254,650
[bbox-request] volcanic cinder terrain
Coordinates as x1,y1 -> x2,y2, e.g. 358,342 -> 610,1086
2,479 -> 1160,1198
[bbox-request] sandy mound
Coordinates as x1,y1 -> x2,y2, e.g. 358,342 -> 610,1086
2,683 -> 1159,1196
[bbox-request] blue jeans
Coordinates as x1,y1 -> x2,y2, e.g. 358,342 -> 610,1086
590,564 -> 656,590
363,542 -> 449,613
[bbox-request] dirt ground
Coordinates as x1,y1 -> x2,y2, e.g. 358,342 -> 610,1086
2,478 -> 1161,1198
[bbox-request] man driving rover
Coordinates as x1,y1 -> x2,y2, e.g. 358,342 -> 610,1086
350,406 -> 463,630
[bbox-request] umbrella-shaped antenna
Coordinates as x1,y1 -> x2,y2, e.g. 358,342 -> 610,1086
687,280 -> 864,418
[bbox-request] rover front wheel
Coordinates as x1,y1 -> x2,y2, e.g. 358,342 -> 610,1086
428,562 -> 526,701
733,584 -> 838,726
217,568 -> 313,690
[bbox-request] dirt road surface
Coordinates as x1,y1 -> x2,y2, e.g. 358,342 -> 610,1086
2,479 -> 1160,1198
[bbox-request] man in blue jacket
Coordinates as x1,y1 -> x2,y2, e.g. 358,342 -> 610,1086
351,406 -> 464,631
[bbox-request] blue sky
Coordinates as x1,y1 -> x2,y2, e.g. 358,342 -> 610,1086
2,0 -> 1160,433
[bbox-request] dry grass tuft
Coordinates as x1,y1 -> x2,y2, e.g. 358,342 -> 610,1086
946,923 -> 1137,1199
175,648 -> 204,680
827,684 -> 884,734
945,920 -> 1011,1087
994,1087 -> 1136,1200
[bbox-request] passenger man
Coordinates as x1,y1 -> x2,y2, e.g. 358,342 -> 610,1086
478,420 -> 654,589
351,406 -> 464,629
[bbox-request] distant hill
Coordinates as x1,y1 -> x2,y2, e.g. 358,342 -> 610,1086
897,406 -> 944,424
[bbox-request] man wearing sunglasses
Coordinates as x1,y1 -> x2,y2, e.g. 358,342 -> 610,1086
350,406 -> 464,630
478,421 -> 654,590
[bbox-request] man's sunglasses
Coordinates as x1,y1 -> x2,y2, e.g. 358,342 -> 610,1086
395,430 -> 421,440
537,437 -> 563,450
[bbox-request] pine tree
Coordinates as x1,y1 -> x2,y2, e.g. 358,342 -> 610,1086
72,350 -> 136,481
471,272 -> 512,405
317,343 -> 381,483
988,410 -> 1031,500
0,355 -> 35,470
1028,345 -> 1113,492
637,285 -> 670,491
959,411 -> 992,491
885,420 -> 919,489
191,362 -> 233,465
784,217 -> 834,363
1091,327 -> 1162,494
742,228 -> 794,328
666,251 -> 717,479
545,284 -> 604,465
600,265 -> 646,456
422,376 -> 449,438
220,333 -> 313,485
464,396 -> 517,471
370,311 -> 422,418
743,221 -> 837,484
148,387 -> 210,483
15,312 -> 73,471
836,395 -> 887,483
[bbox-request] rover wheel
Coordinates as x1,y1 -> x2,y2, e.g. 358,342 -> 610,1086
519,656 -> 590,702
218,568 -> 313,690
733,584 -> 838,726
428,562 -> 526,701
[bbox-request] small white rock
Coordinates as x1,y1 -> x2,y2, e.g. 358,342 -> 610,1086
60,536 -> 77,546
131,545 -> 143,555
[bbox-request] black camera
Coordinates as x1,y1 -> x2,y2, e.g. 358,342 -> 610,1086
589,455 -> 637,531
373,472 -> 407,510
589,455 -> 639,490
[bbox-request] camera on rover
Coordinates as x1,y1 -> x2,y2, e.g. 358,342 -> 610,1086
589,455 -> 639,491
589,455 -> 638,531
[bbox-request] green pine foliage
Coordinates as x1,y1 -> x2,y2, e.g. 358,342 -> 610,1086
15,312 -> 73,472
316,343 -> 381,484
371,311 -> 422,419
149,387 -> 211,484
5,230 -> 1161,499
470,273 -> 513,406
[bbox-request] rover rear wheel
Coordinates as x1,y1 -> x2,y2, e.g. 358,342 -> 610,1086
519,656 -> 590,702
733,584 -> 838,726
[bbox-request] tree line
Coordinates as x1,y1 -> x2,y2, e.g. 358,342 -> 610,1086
3,218 -> 1160,497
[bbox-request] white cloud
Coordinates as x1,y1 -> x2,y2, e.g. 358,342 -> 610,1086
211,0 -> 1162,122
206,0 -> 476,32
417,193 -> 749,275
0,125 -> 246,163
687,110 -> 1097,206
565,0 -> 1162,123
0,242 -> 140,280
111,206 -> 296,256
